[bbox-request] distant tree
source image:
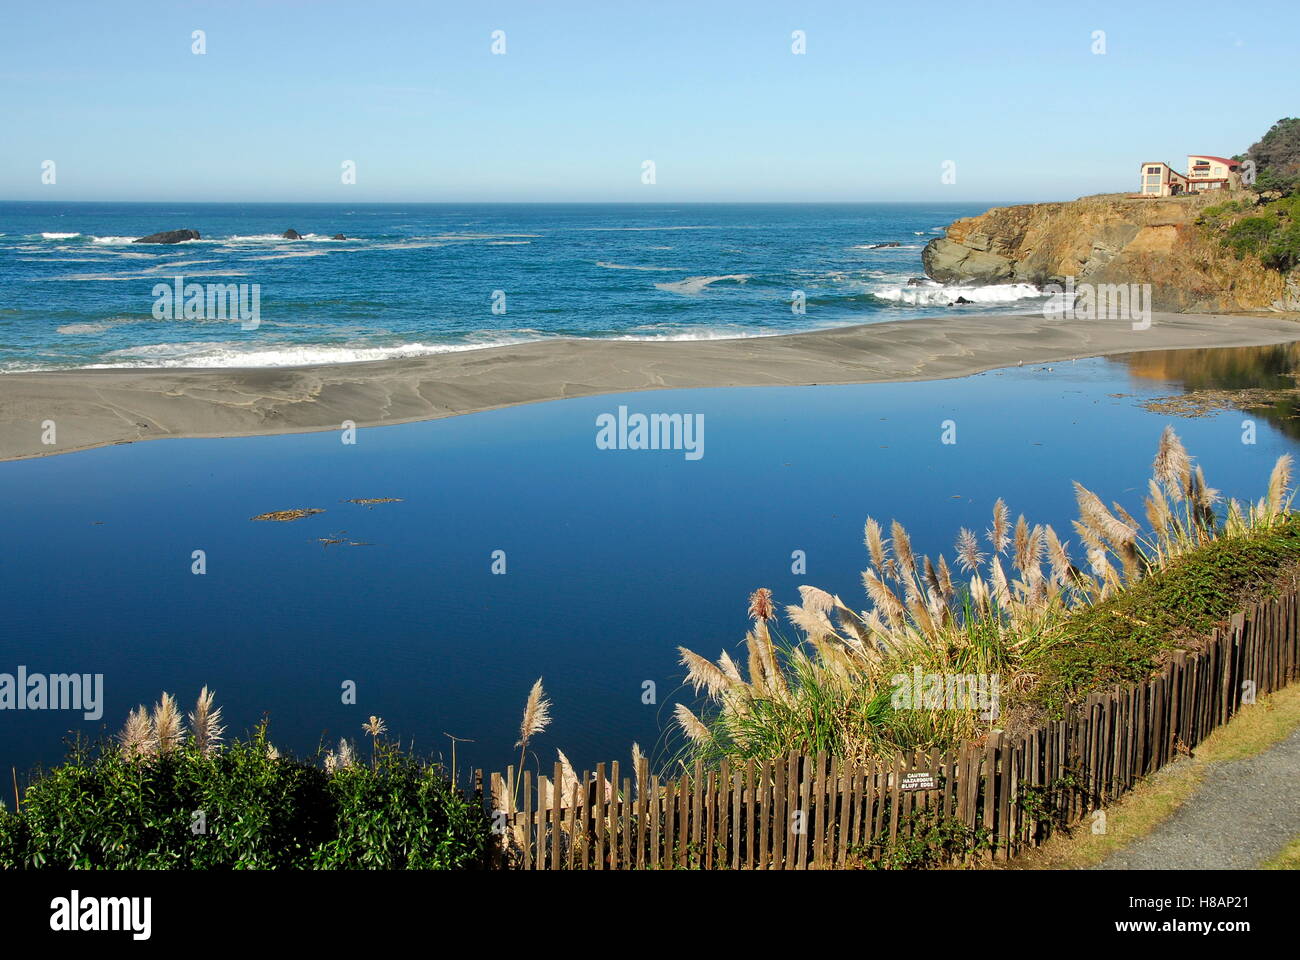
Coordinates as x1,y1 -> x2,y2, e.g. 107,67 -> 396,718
1246,117 -> 1300,195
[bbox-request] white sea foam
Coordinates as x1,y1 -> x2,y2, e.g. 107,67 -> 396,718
90,236 -> 138,245
222,233 -> 355,244
84,250 -> 155,260
40,232 -> 81,239
654,274 -> 752,295
244,250 -> 334,261
55,267 -> 249,281
610,328 -> 777,342
596,261 -> 677,272
873,281 -> 1044,306
87,336 -> 549,369
138,259 -> 217,273
54,272 -> 159,281
57,323 -> 112,335
416,233 -> 539,242
568,225 -> 723,232
366,241 -> 444,251
73,324 -> 791,370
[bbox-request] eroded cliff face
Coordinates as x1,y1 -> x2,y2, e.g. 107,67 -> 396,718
922,193 -> 1289,313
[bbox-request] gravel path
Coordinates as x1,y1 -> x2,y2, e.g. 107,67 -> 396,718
1094,725 -> 1300,870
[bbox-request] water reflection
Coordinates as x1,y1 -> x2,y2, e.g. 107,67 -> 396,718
1115,340 -> 1300,437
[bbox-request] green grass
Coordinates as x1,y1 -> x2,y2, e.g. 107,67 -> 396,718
1027,516 -> 1300,717
1262,835 -> 1300,869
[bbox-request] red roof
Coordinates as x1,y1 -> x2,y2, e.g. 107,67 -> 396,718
1188,155 -> 1237,166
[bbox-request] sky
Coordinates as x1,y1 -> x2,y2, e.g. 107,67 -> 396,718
1,0 -> 1296,203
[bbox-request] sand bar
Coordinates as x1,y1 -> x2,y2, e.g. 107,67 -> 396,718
1,310 -> 1297,462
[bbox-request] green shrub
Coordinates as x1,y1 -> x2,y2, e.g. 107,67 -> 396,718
1253,165 -> 1300,198
0,731 -> 493,870
1196,200 -> 1245,227
1211,194 -> 1300,271
1247,117 -> 1300,198
1261,219 -> 1300,272
1029,516 -> 1300,716
864,806 -> 992,869
1224,216 -> 1280,259
311,750 -> 493,869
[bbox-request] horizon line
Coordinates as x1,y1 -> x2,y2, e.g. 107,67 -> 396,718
0,197 -> 1047,206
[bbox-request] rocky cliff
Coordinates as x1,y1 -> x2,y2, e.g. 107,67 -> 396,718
922,193 -> 1291,313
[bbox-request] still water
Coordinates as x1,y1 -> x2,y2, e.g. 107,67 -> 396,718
1,342 -> 1298,778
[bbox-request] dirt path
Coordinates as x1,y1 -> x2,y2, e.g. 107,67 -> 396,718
1094,725 -> 1300,870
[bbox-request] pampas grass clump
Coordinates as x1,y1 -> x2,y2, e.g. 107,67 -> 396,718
674,429 -> 1296,766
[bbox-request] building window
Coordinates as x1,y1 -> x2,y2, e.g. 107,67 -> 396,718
1146,166 -> 1162,174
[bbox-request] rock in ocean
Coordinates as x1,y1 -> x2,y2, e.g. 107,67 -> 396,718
133,229 -> 200,244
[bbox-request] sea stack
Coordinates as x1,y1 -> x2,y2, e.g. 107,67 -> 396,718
133,229 -> 200,244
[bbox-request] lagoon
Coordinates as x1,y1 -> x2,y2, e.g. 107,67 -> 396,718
2,342 -> 1299,779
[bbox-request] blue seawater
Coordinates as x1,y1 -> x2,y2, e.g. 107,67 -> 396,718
0,201 -> 1037,371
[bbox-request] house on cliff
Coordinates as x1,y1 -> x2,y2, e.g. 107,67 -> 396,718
1138,155 -> 1242,196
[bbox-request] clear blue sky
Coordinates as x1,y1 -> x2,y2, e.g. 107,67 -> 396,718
1,0 -> 1295,202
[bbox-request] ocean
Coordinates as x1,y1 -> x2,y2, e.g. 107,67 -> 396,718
0,201 -> 1039,372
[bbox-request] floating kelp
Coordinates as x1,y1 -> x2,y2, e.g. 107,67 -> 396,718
314,531 -> 371,547
1143,388 -> 1300,419
343,498 -> 404,506
250,508 -> 325,522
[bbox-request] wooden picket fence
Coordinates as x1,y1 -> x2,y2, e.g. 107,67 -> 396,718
475,588 -> 1300,869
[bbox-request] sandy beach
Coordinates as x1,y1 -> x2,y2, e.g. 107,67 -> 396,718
2,310 -> 1297,462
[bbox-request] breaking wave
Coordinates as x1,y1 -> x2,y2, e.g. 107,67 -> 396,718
872,281 -> 1045,306
654,274 -> 752,295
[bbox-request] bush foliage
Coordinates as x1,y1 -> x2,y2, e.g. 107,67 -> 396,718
0,729 -> 494,870
1246,117 -> 1300,197
1202,194 -> 1300,274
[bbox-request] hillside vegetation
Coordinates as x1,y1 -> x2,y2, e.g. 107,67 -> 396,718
1245,117 -> 1300,196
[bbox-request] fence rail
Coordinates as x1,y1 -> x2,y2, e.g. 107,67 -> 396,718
475,588 -> 1299,869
